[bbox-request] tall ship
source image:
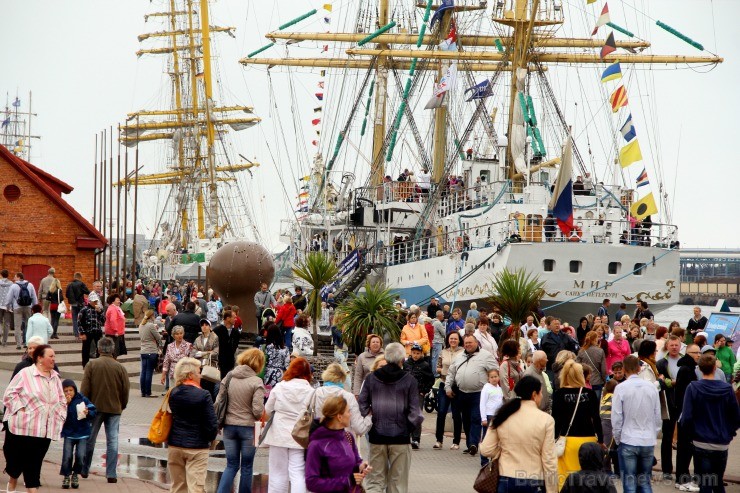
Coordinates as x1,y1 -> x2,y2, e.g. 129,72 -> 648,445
240,0 -> 722,321
113,0 -> 264,279
1,93 -> 39,163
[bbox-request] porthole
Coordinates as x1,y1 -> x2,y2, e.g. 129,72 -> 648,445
543,259 -> 555,272
3,185 -> 20,202
569,260 -> 582,273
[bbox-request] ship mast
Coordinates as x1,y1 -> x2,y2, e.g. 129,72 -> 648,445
118,0 -> 261,250
168,0 -> 188,247
197,0 -> 219,237
241,0 -> 722,189
505,0 -> 540,179
370,0 -> 389,187
432,10 -> 453,183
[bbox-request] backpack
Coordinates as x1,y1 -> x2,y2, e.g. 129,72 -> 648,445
17,282 -> 32,307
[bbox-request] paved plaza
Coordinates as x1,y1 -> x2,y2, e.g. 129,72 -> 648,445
0,363 -> 738,492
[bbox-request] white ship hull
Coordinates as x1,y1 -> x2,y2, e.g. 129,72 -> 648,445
382,241 -> 679,323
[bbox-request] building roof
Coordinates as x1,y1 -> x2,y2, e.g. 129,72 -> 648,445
0,144 -> 107,248
23,160 -> 74,196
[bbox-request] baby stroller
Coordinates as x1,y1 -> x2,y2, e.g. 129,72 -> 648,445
255,307 -> 277,346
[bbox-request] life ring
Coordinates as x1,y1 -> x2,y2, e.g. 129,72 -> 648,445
456,236 -> 464,251
568,226 -> 583,242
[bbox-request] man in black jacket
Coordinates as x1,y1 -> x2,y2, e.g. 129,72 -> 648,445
167,301 -> 200,344
404,343 -> 435,449
65,273 -> 90,339
213,309 -> 241,378
359,342 -> 423,493
656,335 -> 683,479
540,318 -> 579,374
674,344 -> 701,488
292,286 -> 307,312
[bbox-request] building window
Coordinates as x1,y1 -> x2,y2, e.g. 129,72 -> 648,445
608,262 -> 621,275
570,260 -> 582,273
634,263 -> 646,276
3,185 -> 20,202
543,259 -> 555,272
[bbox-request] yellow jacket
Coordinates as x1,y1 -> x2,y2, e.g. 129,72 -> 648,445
400,323 -> 430,355
480,400 -> 558,493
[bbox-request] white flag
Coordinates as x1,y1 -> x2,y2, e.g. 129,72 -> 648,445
424,92 -> 446,110
434,63 -> 457,96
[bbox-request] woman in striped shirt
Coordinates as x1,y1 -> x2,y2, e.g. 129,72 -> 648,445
3,344 -> 67,493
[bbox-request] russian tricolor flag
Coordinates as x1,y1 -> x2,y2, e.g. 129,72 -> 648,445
548,137 -> 575,235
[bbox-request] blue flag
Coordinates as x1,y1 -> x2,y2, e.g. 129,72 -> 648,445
12,98 -> 20,107
620,114 -> 636,142
464,79 -> 493,101
601,62 -> 622,83
430,0 -> 454,28
1,117 -> 9,128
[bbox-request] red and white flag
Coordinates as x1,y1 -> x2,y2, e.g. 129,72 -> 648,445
439,20 -> 457,51
591,3 -> 610,36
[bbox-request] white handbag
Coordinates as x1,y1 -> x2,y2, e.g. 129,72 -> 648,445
200,354 -> 221,383
554,387 -> 582,457
58,300 -> 67,314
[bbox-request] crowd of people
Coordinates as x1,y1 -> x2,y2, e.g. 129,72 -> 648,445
2,266 -> 740,493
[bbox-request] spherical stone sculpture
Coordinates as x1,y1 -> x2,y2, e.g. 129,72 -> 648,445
207,241 -> 275,334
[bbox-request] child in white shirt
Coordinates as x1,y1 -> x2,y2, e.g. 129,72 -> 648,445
480,368 -> 504,427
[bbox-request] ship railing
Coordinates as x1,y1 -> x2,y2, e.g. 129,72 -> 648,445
374,217 -> 678,267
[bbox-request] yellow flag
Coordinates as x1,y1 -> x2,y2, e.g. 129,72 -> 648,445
323,3 -> 333,11
630,192 -> 658,220
587,0 -> 597,4
619,139 -> 642,168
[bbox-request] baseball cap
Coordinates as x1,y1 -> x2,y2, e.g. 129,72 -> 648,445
88,292 -> 99,303
200,318 -> 211,327
197,292 -> 204,298
410,343 -> 423,352
700,344 -> 716,354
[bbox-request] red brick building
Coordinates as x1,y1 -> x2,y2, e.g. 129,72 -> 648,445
0,144 -> 106,292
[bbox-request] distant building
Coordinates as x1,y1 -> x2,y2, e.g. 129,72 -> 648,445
0,144 -> 107,290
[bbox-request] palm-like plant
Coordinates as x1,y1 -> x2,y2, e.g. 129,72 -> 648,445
335,282 -> 400,353
292,252 -> 339,355
486,268 -> 545,328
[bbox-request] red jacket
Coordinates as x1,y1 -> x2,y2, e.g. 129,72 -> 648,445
424,322 -> 434,345
275,303 -> 297,328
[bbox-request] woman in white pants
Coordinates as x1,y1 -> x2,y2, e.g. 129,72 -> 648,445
263,357 -> 314,493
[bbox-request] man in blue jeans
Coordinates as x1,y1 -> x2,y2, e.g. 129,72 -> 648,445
444,334 -> 498,463
80,337 -> 130,482
612,355 -> 662,493
679,354 -> 740,493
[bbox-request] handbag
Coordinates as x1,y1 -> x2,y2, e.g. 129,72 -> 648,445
201,354 -> 221,383
214,372 -> 234,428
148,389 -> 172,444
554,387 -> 582,457
473,458 -> 500,493
583,349 -> 602,382
58,300 -> 67,314
291,390 -> 317,448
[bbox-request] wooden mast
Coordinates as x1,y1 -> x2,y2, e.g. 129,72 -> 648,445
370,0 -> 389,187
432,9 -> 453,183
506,0 -> 539,179
199,0 -> 220,237
168,0 -> 189,248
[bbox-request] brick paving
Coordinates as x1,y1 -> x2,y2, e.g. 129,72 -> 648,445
1,364 -> 738,492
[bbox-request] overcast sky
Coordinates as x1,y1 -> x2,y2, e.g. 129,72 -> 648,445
1,0 -> 738,250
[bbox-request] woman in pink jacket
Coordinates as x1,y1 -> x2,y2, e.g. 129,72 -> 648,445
606,327 -> 631,374
104,294 -> 126,356
3,344 -> 67,493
